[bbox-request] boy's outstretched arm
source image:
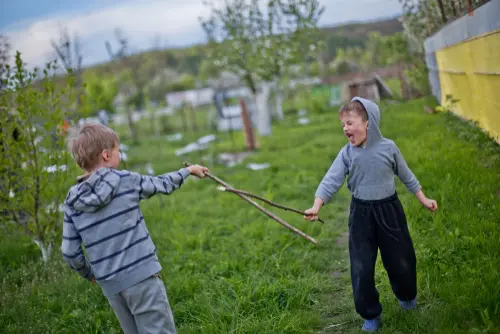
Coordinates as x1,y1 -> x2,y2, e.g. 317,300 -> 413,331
393,143 -> 438,211
315,147 -> 349,204
136,164 -> 209,200
61,212 -> 95,282
305,147 -> 349,220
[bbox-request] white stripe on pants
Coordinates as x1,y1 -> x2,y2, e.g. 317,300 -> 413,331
107,275 -> 176,334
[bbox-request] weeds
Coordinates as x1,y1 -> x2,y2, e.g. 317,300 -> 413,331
0,98 -> 499,333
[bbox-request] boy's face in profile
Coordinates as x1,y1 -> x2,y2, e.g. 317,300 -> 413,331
109,145 -> 121,169
340,111 -> 368,147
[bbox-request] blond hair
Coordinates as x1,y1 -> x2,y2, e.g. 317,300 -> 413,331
67,123 -> 119,171
339,101 -> 368,121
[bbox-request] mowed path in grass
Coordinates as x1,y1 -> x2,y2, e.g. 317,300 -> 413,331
1,98 -> 499,333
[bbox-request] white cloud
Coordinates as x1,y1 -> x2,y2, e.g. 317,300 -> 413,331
5,0 -> 402,69
6,0 -> 210,68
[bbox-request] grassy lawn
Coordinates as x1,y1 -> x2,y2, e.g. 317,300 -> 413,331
1,98 -> 499,333
385,78 -> 402,100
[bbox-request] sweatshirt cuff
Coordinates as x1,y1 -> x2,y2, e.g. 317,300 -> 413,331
314,191 -> 330,206
179,167 -> 190,180
410,185 -> 422,195
407,181 -> 421,195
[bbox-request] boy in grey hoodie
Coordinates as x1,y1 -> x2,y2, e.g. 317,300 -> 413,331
304,97 -> 438,332
61,123 -> 208,334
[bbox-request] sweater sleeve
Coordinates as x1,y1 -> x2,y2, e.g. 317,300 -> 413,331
136,167 -> 191,200
314,146 -> 349,205
61,210 -> 95,282
393,143 -> 421,194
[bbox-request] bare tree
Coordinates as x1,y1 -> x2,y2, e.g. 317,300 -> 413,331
105,28 -> 158,143
105,28 -> 128,60
105,29 -> 137,142
51,27 -> 83,74
51,27 -> 84,117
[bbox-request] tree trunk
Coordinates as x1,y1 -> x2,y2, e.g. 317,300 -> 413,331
450,0 -> 458,17
244,72 -> 257,96
466,0 -> 473,16
33,239 -> 53,265
422,1 -> 433,35
436,0 -> 448,24
256,84 -> 272,136
274,82 -> 284,121
240,98 -> 256,151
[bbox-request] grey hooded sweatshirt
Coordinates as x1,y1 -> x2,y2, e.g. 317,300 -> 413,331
315,97 -> 421,203
61,167 -> 190,297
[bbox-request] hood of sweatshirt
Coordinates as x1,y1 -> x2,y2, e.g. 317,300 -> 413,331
65,168 -> 121,213
351,96 -> 383,148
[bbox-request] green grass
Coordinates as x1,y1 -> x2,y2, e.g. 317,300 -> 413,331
1,98 -> 499,333
385,78 -> 402,100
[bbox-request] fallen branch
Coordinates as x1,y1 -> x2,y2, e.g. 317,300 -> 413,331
184,161 -> 317,245
217,186 -> 325,224
321,321 -> 351,332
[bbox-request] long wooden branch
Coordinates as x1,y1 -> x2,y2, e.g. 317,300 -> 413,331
216,186 -> 325,224
183,161 -> 317,245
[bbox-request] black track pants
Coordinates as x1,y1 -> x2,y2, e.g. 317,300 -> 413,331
348,193 -> 417,320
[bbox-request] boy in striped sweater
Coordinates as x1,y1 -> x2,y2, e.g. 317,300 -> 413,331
61,123 -> 208,334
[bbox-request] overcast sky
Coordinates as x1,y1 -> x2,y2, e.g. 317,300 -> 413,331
2,0 -> 403,69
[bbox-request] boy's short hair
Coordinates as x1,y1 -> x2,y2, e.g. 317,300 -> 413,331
67,123 -> 119,171
339,101 -> 368,121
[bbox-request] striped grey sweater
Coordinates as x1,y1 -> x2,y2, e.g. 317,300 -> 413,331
61,167 -> 190,297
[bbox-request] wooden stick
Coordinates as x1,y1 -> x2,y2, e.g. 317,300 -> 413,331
184,161 -> 317,245
217,186 -> 325,224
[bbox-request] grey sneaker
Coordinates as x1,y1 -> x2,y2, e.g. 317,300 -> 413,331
362,315 -> 381,332
399,297 -> 417,310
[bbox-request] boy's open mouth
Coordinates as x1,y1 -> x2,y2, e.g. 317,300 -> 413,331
346,133 -> 354,141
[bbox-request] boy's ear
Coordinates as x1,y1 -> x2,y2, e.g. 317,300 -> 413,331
101,150 -> 110,161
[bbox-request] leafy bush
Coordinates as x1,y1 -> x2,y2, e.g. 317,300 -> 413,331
0,52 -> 79,264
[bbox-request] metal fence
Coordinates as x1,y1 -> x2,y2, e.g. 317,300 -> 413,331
424,0 -> 500,143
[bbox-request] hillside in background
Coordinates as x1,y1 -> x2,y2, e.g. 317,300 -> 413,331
321,15 -> 403,37
85,16 -> 404,78
37,15 -> 404,109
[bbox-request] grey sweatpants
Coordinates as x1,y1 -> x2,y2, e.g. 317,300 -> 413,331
107,275 -> 176,334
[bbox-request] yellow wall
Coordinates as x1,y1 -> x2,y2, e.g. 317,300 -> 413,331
436,30 -> 500,143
